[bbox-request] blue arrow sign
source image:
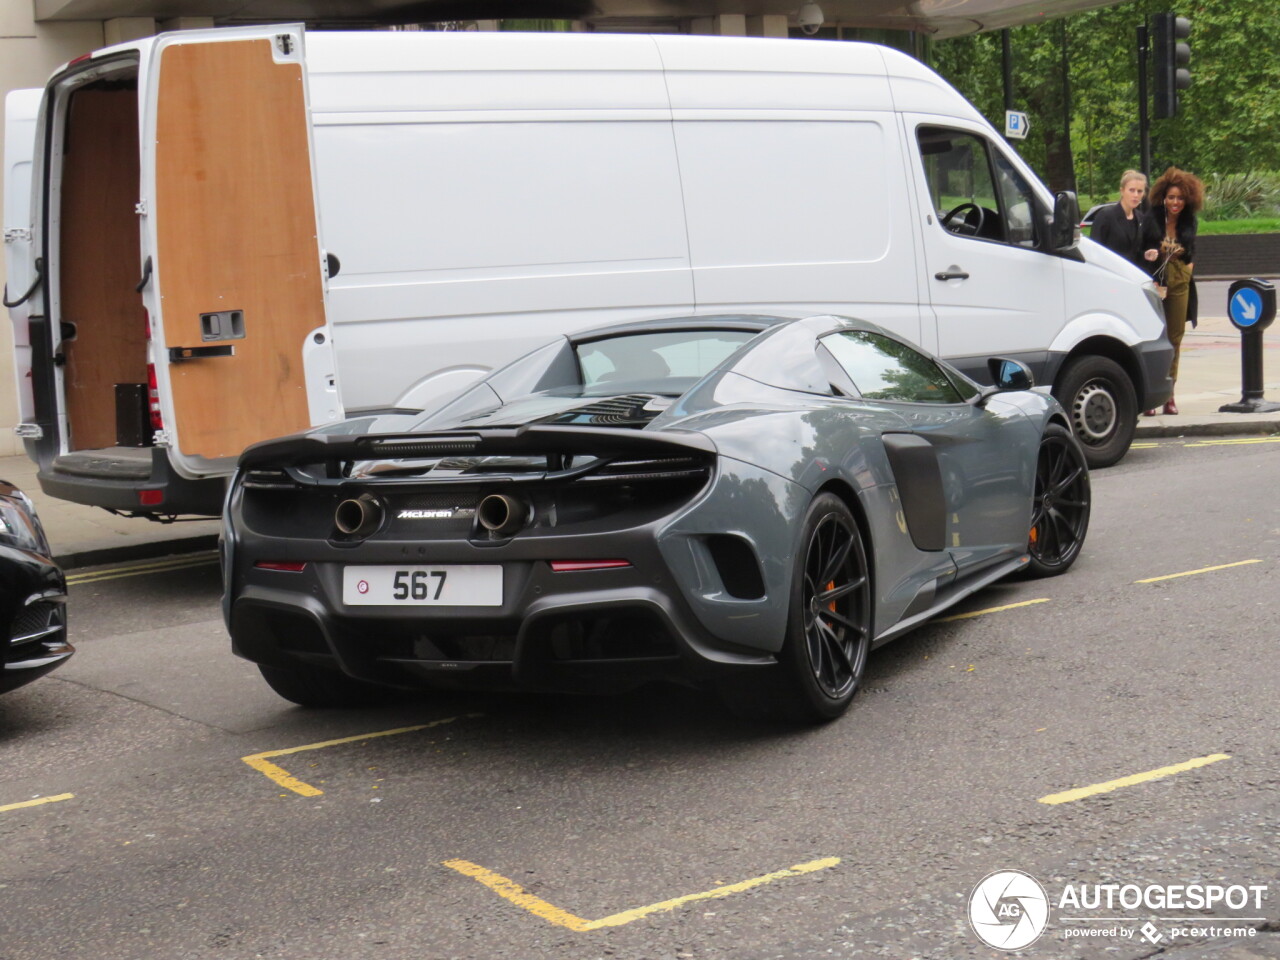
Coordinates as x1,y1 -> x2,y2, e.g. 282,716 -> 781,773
1231,287 -> 1264,328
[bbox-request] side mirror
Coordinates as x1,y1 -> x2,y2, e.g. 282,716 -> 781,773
1051,191 -> 1081,250
988,357 -> 1034,391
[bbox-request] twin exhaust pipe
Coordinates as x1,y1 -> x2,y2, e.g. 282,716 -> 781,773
334,492 -> 528,538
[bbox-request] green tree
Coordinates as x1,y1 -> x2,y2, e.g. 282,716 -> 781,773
930,1 -> 1280,203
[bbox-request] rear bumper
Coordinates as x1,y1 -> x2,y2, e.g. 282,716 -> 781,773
38,448 -> 226,517
229,559 -> 773,696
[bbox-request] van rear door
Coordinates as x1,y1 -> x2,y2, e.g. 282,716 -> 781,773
142,25 -> 339,476
3,89 -> 43,427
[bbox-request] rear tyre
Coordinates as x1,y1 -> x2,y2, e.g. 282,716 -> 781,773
1052,355 -> 1137,469
720,493 -> 872,723
1023,423 -> 1091,578
258,662 -> 390,708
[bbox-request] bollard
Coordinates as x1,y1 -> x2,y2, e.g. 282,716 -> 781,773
1218,278 -> 1280,413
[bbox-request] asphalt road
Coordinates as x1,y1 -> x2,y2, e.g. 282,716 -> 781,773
2,435 -> 1279,960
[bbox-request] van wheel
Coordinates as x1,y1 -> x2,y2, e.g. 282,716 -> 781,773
258,662 -> 390,708
1052,356 -> 1136,469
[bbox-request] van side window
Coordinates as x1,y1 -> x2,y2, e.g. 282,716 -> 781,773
992,151 -> 1039,248
917,126 -> 1037,249
821,330 -> 963,405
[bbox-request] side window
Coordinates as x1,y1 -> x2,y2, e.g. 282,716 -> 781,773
992,150 -> 1039,248
822,331 -> 964,404
918,126 -> 1042,249
917,126 -> 1001,241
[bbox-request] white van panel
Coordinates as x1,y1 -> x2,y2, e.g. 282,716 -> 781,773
315,121 -> 686,274
676,118 -> 927,348
315,116 -> 693,412
879,49 -> 987,122
1058,252 -> 1165,350
307,31 -> 666,83
3,89 -> 41,423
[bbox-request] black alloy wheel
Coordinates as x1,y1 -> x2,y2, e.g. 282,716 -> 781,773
781,493 -> 873,721
1024,423 -> 1091,578
716,494 -> 872,723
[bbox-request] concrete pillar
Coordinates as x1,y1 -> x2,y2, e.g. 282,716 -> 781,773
747,15 -> 789,38
104,18 -> 156,46
159,17 -> 216,32
0,9 -> 105,456
690,15 -> 747,36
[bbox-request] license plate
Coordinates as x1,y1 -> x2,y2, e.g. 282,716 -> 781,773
342,565 -> 502,606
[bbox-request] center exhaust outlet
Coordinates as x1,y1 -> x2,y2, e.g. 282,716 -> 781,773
335,493 -> 384,538
477,493 -> 529,536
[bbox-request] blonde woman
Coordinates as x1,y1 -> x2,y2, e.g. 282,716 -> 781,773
1091,170 -> 1150,268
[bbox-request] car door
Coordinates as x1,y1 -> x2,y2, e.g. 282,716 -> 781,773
904,118 -> 1066,387
820,328 -> 1030,574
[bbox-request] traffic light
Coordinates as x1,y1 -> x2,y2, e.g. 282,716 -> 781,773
1152,12 -> 1191,119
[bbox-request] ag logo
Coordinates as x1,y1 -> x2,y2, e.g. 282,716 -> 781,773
968,869 -> 1049,950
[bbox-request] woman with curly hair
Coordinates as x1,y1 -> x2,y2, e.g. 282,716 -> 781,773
1142,166 -> 1204,415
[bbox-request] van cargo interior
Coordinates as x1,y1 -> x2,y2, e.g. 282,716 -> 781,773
56,76 -> 150,461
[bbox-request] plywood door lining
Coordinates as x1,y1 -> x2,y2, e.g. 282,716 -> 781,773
60,86 -> 146,452
155,39 -> 325,460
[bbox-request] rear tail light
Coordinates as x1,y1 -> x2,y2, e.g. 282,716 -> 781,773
254,560 -> 308,572
147,363 -> 163,431
138,489 -> 164,506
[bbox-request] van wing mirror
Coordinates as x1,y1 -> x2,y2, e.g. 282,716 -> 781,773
1051,191 -> 1081,250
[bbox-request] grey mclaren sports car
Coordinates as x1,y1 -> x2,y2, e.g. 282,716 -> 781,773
222,315 -> 1090,722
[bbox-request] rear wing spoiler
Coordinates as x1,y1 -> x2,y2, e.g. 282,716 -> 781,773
238,425 -> 717,471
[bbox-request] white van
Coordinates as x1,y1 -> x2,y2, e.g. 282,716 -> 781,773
3,26 -> 1170,517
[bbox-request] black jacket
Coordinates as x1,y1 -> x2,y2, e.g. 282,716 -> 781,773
1090,202 -> 1149,269
1145,205 -> 1199,327
1143,205 -> 1198,265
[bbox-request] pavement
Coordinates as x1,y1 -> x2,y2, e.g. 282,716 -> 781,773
4,281 -> 1278,571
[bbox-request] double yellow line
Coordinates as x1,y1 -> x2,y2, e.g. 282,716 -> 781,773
66,551 -> 219,586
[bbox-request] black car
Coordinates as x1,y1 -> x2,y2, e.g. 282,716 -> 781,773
223,315 -> 1089,722
0,482 -> 70,694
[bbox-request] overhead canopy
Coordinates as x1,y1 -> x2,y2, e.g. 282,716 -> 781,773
35,0 -> 1127,39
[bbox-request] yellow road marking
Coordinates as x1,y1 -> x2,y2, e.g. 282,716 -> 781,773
936,598 -> 1050,622
1185,436 -> 1280,447
0,793 -> 74,813
1135,559 -> 1262,583
443,856 -> 841,931
1129,442 -> 1160,449
1038,753 -> 1231,805
242,714 -> 481,796
67,553 -> 219,585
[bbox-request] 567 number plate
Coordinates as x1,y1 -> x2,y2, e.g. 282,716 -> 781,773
342,565 -> 502,606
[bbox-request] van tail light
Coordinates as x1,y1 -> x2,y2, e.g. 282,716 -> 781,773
147,363 -> 163,430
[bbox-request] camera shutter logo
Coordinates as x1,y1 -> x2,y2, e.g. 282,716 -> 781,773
969,870 -> 1050,950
